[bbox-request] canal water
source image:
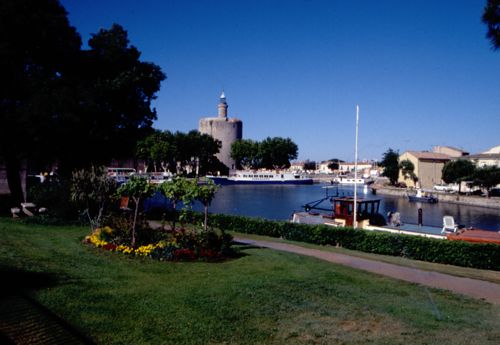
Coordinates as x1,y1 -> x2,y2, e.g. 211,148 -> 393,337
192,184 -> 500,231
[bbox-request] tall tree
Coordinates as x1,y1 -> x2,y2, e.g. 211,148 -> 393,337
380,148 -> 399,185
441,159 -> 476,193
0,0 -> 81,204
483,0 -> 500,49
56,24 -> 165,173
231,139 -> 261,170
471,165 -> 500,196
259,137 -> 298,170
136,130 -> 174,172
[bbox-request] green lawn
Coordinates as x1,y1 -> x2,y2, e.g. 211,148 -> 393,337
230,232 -> 500,285
1,218 -> 499,344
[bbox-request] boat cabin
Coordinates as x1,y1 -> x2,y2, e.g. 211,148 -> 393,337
331,197 -> 381,226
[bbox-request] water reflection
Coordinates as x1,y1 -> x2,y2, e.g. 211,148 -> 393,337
194,184 -> 500,231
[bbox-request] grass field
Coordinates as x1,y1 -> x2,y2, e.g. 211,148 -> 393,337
1,218 -> 499,344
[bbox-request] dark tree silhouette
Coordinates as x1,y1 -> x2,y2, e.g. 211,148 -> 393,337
483,0 -> 500,50
441,159 -> 476,193
0,0 -> 81,204
380,148 -> 400,185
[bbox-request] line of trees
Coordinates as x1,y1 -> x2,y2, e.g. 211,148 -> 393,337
0,0 -> 165,205
230,137 -> 298,170
136,130 -> 226,176
442,160 -> 500,196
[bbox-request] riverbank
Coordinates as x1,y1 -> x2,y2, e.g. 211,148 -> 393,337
371,185 -> 500,209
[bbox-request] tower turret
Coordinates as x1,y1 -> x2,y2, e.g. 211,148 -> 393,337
199,91 -> 242,171
218,91 -> 228,118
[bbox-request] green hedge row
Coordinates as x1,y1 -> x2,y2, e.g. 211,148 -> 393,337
172,212 -> 500,271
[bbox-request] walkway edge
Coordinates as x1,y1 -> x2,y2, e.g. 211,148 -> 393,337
235,237 -> 500,305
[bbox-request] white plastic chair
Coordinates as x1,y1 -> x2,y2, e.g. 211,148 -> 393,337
442,216 -> 458,233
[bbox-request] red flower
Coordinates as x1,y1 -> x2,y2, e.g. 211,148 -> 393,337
102,243 -> 117,251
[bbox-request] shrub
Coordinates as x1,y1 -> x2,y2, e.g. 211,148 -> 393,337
192,212 -> 500,271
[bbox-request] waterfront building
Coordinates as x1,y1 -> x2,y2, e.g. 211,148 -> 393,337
338,161 -> 373,173
199,92 -> 243,171
398,151 -> 451,189
289,161 -> 308,172
461,145 -> 500,168
317,161 -> 334,174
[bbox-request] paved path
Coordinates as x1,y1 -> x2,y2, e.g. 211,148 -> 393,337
0,294 -> 92,344
236,237 -> 500,305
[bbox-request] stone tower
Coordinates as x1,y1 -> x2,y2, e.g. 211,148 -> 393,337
199,92 -> 243,171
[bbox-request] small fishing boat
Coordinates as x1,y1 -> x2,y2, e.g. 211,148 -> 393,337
407,189 -> 438,203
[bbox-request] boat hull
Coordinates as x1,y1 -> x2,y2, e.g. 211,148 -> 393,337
408,195 -> 438,203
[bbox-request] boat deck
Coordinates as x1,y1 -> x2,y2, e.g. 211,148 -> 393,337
447,229 -> 500,244
364,224 -> 445,239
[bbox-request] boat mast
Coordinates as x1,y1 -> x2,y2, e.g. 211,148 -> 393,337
353,105 -> 359,228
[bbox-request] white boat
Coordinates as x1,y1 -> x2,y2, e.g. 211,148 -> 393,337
136,172 -> 172,185
407,188 -> 438,203
208,170 -> 313,185
331,176 -> 367,185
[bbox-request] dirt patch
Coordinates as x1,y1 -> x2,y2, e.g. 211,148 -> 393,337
276,311 -> 409,344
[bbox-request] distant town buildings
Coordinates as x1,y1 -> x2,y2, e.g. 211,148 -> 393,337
199,92 -> 243,170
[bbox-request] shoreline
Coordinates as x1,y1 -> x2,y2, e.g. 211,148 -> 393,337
371,185 -> 500,210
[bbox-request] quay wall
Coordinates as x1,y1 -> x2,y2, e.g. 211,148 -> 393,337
371,185 -> 500,209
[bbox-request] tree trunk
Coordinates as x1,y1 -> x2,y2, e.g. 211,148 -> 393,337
204,204 -> 208,231
5,155 -> 24,206
172,201 -> 177,231
131,196 -> 140,247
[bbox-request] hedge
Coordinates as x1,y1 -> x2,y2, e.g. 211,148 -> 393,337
160,211 -> 500,271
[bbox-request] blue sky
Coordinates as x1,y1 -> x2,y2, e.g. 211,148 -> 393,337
61,0 -> 500,162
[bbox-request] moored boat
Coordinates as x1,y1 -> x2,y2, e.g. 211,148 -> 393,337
207,170 -> 313,185
407,189 -> 438,203
331,175 -> 369,185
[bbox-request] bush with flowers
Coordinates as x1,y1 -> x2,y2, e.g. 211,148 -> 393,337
84,225 -> 233,261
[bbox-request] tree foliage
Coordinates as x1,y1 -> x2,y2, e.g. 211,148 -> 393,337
117,176 -> 155,246
159,177 -> 197,231
441,159 -> 476,193
58,24 -> 165,173
231,139 -> 261,170
483,0 -> 500,50
231,137 -> 298,170
260,137 -> 298,169
327,159 -> 344,171
71,166 -> 117,231
303,161 -> 317,171
399,159 -> 417,184
471,165 -> 500,195
0,0 -> 165,205
0,0 -> 81,204
193,180 -> 219,231
380,149 -> 400,185
137,130 -> 222,176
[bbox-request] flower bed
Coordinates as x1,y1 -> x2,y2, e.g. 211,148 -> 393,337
84,226 -> 232,261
